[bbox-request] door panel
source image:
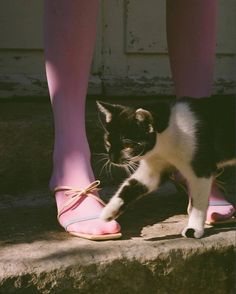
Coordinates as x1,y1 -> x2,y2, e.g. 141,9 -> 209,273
0,0 -> 235,97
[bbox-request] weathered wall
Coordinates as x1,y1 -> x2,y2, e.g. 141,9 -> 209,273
0,0 -> 235,98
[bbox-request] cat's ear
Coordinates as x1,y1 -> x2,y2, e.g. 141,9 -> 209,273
135,108 -> 154,133
96,101 -> 124,123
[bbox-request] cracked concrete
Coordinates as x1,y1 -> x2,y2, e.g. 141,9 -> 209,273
0,184 -> 235,294
0,183 -> 235,294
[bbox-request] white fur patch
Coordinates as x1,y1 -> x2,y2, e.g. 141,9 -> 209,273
97,102 -> 112,123
135,108 -> 153,123
174,103 -> 197,136
100,197 -> 124,221
182,176 -> 213,238
153,103 -> 198,169
148,124 -> 154,133
132,159 -> 167,192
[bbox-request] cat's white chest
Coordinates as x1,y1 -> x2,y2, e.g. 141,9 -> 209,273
153,103 -> 198,168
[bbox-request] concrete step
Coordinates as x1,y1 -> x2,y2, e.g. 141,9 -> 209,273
0,184 -> 235,294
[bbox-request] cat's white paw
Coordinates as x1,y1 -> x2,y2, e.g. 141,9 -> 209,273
187,199 -> 192,215
182,226 -> 204,239
100,197 -> 124,222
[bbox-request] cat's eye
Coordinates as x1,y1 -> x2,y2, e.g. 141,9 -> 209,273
122,138 -> 132,144
123,142 -> 133,149
122,138 -> 142,148
122,141 -> 134,152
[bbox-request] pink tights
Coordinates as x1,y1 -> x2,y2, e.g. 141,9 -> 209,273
43,0 -> 234,236
167,0 -> 235,223
44,0 -> 120,235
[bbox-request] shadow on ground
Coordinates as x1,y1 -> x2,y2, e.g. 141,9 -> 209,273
0,183 -> 235,248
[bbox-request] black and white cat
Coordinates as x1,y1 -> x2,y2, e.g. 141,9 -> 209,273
97,96 -> 235,238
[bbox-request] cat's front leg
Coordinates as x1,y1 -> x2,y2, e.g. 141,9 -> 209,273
182,176 -> 213,239
100,159 -> 163,222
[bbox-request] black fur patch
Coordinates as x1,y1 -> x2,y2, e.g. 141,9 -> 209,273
144,102 -> 171,133
180,96 -> 236,177
118,179 -> 148,210
185,228 -> 195,238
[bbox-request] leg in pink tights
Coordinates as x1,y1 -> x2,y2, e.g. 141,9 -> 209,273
44,0 -> 120,237
166,0 -> 235,223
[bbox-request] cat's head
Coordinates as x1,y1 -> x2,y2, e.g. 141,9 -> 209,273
97,101 -> 156,165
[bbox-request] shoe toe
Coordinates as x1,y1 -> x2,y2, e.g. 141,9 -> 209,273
104,220 -> 121,234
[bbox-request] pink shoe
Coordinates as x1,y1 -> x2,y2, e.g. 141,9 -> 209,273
171,172 -> 236,225
54,180 -> 122,240
205,183 -> 236,225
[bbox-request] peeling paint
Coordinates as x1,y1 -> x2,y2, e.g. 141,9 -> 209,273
0,74 -> 235,98
0,74 -> 102,98
29,77 -> 47,88
13,56 -> 22,60
0,82 -> 18,91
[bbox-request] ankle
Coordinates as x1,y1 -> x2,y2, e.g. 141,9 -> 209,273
210,182 -> 227,201
54,190 -> 66,210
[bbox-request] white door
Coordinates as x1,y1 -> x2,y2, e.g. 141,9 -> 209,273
98,0 -> 236,96
0,0 -> 235,97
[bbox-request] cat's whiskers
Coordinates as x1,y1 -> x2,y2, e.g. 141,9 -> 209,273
123,159 -> 138,175
96,150 -> 140,178
129,160 -> 139,167
105,159 -> 132,176
93,152 -> 108,156
129,151 -> 144,162
108,161 -> 114,180
125,165 -> 132,176
105,160 -> 109,176
96,157 -> 109,165
99,157 -> 110,177
93,152 -> 109,165
126,165 -> 134,175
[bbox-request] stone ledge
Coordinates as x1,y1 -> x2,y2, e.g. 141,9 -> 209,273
0,186 -> 235,294
0,232 -> 234,294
